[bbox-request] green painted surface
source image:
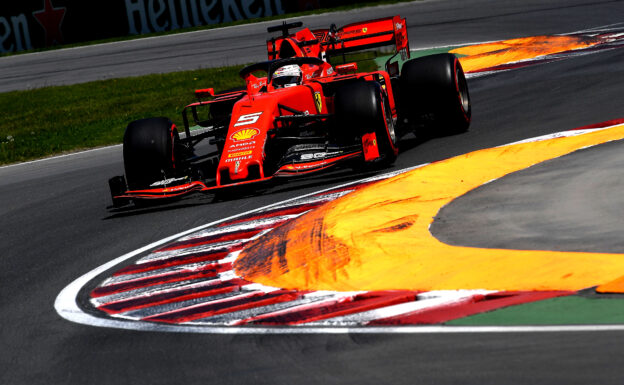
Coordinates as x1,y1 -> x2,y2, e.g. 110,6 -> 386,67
372,46 -> 462,71
447,295 -> 624,325
410,46 -> 461,58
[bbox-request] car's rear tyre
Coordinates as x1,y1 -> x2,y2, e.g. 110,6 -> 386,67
123,117 -> 179,190
335,81 -> 398,167
399,53 -> 471,136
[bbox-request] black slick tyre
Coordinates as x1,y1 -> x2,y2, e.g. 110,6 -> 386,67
399,53 -> 471,135
123,117 -> 179,190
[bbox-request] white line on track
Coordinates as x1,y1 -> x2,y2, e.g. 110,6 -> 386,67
562,22 -> 624,35
0,144 -> 122,170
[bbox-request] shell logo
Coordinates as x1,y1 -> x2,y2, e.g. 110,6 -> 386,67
230,128 -> 260,141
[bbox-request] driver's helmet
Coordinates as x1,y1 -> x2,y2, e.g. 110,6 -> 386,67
272,64 -> 302,88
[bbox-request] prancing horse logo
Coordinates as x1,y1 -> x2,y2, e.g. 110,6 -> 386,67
314,92 -> 322,114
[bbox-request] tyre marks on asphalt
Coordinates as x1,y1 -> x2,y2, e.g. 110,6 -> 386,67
454,27 -> 624,77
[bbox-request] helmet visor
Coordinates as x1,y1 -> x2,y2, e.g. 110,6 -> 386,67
273,76 -> 300,87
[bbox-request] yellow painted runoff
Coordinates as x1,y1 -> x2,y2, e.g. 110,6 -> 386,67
234,124 -> 624,292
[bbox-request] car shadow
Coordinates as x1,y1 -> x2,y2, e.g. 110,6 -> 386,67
102,133 -> 437,219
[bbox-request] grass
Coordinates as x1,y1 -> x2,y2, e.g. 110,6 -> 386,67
0,66 -> 245,164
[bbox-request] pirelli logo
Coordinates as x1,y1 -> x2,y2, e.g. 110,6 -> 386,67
228,150 -> 253,158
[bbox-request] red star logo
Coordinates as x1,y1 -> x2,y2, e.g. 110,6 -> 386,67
33,0 -> 66,46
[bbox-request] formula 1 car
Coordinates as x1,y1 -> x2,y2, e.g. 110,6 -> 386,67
109,15 -> 470,207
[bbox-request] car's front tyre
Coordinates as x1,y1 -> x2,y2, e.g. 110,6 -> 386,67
123,117 -> 180,190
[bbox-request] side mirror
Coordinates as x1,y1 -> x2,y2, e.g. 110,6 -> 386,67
195,88 -> 215,100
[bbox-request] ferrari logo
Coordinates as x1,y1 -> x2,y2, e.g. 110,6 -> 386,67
314,92 -> 322,114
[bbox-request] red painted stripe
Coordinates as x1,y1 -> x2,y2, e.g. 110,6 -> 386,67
216,202 -> 321,228
98,278 -> 249,315
91,263 -> 233,298
369,291 -> 574,325
143,290 -> 302,324
248,291 -> 419,325
112,250 -> 233,277
154,228 -> 265,253
571,118 -> 624,131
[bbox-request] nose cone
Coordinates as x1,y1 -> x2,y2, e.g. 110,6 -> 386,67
219,127 -> 263,185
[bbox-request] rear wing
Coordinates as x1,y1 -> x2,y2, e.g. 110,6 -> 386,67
317,16 -> 409,59
267,16 -> 410,61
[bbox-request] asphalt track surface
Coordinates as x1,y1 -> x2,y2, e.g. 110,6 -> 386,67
1,0 -> 623,92
2,0 -> 624,384
432,139 -> 624,254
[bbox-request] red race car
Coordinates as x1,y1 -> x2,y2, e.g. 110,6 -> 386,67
109,15 -> 470,207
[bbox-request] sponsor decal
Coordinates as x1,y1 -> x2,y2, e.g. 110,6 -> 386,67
0,13 -> 32,53
362,132 -> 380,161
228,150 -> 253,158
149,176 -> 188,187
227,141 -> 256,153
314,92 -> 322,114
234,112 -> 263,127
300,151 -> 341,161
341,28 -> 365,37
230,128 -> 260,141
225,156 -> 253,163
301,152 -> 326,160
227,146 -> 254,154
125,0 -> 287,36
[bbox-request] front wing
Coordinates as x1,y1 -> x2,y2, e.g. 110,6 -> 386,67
112,148 -> 365,203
